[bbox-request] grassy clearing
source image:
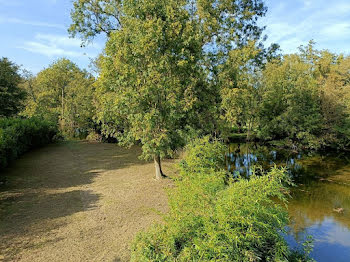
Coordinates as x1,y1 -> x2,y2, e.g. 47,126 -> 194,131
0,141 -> 174,262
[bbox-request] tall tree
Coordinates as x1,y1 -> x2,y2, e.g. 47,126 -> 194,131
23,59 -> 95,136
69,0 -> 123,44
219,42 -> 262,139
70,0 -> 270,179
95,0 -> 207,179
0,57 -> 26,117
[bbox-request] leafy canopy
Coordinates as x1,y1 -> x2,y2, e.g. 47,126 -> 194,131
83,0 -> 271,161
22,58 -> 95,137
0,57 -> 26,117
258,41 -> 350,149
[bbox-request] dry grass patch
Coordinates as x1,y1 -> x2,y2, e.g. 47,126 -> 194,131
0,141 -> 174,262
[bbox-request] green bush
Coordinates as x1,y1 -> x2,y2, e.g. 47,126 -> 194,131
131,137 -> 312,261
0,117 -> 57,169
179,136 -> 227,174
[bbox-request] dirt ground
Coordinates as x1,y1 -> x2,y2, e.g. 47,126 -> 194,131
0,141 -> 174,262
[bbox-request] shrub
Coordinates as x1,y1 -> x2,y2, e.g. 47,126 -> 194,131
0,117 -> 57,169
179,136 -> 227,174
86,129 -> 103,142
131,137 -> 312,261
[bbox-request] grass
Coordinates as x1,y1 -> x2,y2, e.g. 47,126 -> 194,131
0,141 -> 174,262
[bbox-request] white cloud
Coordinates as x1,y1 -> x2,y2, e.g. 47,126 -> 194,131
35,33 -> 101,49
19,33 -> 101,58
0,16 -> 65,29
262,0 -> 350,53
21,41 -> 83,57
320,23 -> 350,38
304,1 -> 312,8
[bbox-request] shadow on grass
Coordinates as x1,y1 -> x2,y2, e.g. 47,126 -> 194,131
0,140 -> 149,260
0,189 -> 100,260
0,141 -> 147,190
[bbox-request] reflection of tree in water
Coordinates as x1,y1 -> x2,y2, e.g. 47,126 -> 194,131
227,143 -> 305,178
288,181 -> 350,238
226,143 -> 348,182
226,143 -> 350,252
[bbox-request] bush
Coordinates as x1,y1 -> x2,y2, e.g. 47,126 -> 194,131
179,136 -> 227,173
131,137 -> 312,261
0,117 -> 57,169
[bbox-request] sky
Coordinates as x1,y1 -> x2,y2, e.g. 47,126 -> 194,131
0,0 -> 350,74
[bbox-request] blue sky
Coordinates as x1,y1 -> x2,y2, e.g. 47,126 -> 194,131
263,0 -> 350,54
1,0 -> 350,74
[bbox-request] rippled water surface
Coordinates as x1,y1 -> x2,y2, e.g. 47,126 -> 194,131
227,143 -> 350,262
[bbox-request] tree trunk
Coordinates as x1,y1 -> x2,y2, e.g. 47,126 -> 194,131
154,155 -> 164,180
61,88 -> 64,118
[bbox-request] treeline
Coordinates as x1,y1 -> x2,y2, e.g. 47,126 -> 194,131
3,42 -> 350,152
0,57 -> 59,169
224,41 -> 350,150
21,59 -> 95,137
0,57 -> 94,139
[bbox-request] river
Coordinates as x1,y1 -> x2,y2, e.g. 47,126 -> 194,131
227,143 -> 350,261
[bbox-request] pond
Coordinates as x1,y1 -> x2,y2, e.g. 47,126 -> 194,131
227,143 -> 350,262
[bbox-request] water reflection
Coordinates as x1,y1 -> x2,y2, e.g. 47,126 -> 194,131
227,143 -> 350,262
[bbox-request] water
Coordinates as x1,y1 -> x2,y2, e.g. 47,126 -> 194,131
227,143 -> 350,261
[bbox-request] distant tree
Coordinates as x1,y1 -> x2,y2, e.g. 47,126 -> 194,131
219,42 -> 262,139
21,69 -> 36,103
298,42 -> 350,132
0,57 -> 26,117
257,41 -> 350,149
259,53 -> 322,147
23,59 -> 95,137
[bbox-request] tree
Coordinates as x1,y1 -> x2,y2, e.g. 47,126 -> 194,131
311,49 -> 350,147
70,0 -> 271,179
257,41 -> 350,149
95,0 -> 206,179
21,69 -> 36,103
219,42 -> 262,139
258,54 -> 322,147
69,0 -> 123,44
23,59 -> 95,137
0,57 -> 26,117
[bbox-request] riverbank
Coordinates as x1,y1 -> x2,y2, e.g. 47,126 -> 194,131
0,141 -> 174,262
227,142 -> 350,261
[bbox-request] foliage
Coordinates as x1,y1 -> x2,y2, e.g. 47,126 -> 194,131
219,42 -> 262,139
95,0 -> 206,163
288,236 -> 315,262
0,117 -> 58,169
69,0 -> 122,44
131,137 -> 312,261
80,0 -> 276,178
257,41 -> 350,150
22,59 -> 95,138
179,136 -> 227,173
0,57 -> 26,117
258,53 -> 322,147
